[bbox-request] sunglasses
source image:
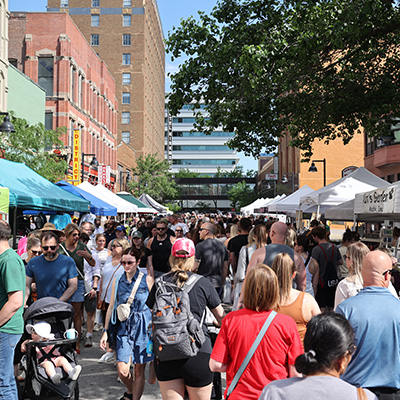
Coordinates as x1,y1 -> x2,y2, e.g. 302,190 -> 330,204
175,229 -> 183,233
121,260 -> 136,265
199,228 -> 208,232
30,250 -> 42,256
71,233 -> 80,237
382,269 -> 393,276
112,244 -> 122,248
42,245 -> 57,251
157,227 -> 166,231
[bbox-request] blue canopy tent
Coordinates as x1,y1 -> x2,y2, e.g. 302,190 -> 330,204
56,180 -> 117,216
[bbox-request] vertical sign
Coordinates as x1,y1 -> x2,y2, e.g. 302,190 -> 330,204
166,109 -> 173,167
0,188 -> 9,223
99,165 -> 111,184
273,157 -> 279,175
72,129 -> 81,186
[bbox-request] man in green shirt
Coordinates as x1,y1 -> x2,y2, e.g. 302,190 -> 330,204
0,221 -> 25,400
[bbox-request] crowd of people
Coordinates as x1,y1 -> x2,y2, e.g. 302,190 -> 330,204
0,212 -> 399,399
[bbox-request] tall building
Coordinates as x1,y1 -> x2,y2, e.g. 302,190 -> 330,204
165,103 -> 240,175
47,0 -> 165,188
9,12 -> 118,188
0,0 -> 9,112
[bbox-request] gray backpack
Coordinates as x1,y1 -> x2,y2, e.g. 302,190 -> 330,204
152,274 -> 206,361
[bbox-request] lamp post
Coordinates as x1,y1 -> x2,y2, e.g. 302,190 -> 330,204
308,158 -> 326,186
81,153 -> 99,183
120,171 -> 131,191
0,113 -> 15,133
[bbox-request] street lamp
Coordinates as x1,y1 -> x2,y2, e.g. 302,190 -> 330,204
120,170 -> 131,191
81,153 -> 99,183
308,159 -> 326,186
0,113 -> 15,133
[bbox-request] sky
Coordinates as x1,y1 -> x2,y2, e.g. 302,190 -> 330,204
9,0 -> 258,171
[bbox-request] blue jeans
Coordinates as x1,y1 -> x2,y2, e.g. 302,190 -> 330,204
0,331 -> 21,400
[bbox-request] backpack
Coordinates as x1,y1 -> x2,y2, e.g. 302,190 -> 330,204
318,244 -> 339,288
152,274 -> 206,361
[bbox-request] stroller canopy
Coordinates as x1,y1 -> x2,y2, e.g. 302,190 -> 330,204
24,297 -> 74,322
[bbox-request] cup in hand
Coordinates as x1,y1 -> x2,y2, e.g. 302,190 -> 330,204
64,329 -> 78,340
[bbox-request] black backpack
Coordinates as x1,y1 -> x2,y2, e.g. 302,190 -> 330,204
318,244 -> 339,288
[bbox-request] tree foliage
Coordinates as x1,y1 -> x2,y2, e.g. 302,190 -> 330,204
174,168 -> 202,178
227,180 -> 256,210
3,113 -> 68,182
166,0 -> 400,160
127,154 -> 179,202
214,165 -> 256,178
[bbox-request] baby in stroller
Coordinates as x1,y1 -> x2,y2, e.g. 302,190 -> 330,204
21,321 -> 81,385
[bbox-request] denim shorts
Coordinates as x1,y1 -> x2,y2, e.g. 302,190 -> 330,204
70,280 -> 85,303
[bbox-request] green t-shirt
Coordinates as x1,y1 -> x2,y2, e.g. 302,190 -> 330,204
0,248 -> 25,334
59,242 -> 91,280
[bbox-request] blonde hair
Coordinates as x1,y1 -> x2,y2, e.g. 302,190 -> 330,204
247,228 -> 255,247
253,224 -> 267,249
64,223 -> 79,237
169,255 -> 195,288
285,227 -> 297,248
230,224 -> 239,238
347,242 -> 369,283
114,238 -> 130,251
243,264 -> 279,312
271,253 -> 296,305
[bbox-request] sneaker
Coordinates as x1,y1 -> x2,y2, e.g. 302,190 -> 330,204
68,365 -> 82,381
84,336 -> 93,347
51,373 -> 61,385
98,352 -> 114,363
93,322 -> 103,332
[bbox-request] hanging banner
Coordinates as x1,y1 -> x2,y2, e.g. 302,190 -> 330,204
363,187 -> 396,213
99,165 -> 111,185
72,129 -> 81,186
0,188 -> 9,223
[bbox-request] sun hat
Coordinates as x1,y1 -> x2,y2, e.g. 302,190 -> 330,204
171,238 -> 195,258
40,222 -> 63,237
26,321 -> 55,340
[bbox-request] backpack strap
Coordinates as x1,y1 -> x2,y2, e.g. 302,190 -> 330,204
226,311 -> 277,399
183,274 -> 203,293
318,244 -> 328,261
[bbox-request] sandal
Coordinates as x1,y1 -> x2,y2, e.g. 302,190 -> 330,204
120,392 -> 132,400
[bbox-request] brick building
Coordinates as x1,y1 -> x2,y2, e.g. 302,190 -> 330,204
8,12 -> 118,188
46,0 -> 165,188
0,0 -> 9,113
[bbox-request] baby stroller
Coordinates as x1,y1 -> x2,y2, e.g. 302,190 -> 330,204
18,297 -> 80,400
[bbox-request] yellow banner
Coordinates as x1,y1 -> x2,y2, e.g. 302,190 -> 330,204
72,129 -> 81,185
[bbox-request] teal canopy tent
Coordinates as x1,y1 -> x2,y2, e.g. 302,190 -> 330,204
0,159 -> 90,212
116,191 -> 157,213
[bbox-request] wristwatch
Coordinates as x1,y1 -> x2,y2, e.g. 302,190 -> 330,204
103,328 -> 108,333
92,287 -> 98,291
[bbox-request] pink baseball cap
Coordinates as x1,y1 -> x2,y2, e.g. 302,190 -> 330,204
172,238 -> 195,258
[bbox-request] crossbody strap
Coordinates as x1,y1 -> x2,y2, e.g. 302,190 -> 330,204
357,387 -> 368,400
126,272 -> 144,306
226,311 -> 277,399
59,243 -> 85,281
103,263 -> 122,300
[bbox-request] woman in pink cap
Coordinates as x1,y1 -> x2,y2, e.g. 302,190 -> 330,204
146,238 -> 225,400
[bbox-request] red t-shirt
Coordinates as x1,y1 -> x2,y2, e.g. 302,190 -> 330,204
211,309 -> 303,400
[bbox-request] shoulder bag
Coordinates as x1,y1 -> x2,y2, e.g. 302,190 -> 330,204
59,243 -> 92,295
97,262 -> 122,310
116,271 -> 144,322
225,311 -> 277,399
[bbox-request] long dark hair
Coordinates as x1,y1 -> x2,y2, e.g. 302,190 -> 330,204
295,312 -> 355,375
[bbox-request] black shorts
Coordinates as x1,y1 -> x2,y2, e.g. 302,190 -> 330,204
84,296 -> 97,313
155,352 -> 213,387
315,284 -> 336,308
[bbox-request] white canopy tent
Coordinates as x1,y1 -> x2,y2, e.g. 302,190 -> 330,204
78,182 -> 138,213
257,194 -> 286,210
138,193 -> 168,213
240,198 -> 271,215
268,185 -> 313,214
299,167 -> 387,216
324,199 -> 356,221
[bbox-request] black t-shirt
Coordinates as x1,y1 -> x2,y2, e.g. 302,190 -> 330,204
146,272 -> 220,354
228,234 -> 249,264
138,247 -> 152,270
195,238 -> 228,288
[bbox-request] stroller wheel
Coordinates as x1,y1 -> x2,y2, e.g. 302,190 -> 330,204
69,381 -> 79,400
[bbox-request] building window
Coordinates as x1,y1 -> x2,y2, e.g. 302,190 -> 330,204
60,0 -> 69,7
123,14 -> 131,26
92,0 -> 99,6
38,57 -> 54,97
123,34 -> 131,46
9,58 -> 17,68
122,92 -> 130,104
91,34 -> 99,46
388,174 -> 395,183
122,53 -> 131,65
123,0 -> 131,6
122,131 -> 130,143
71,66 -> 76,103
122,73 -> 131,85
91,14 -> 100,26
45,112 -> 53,131
122,112 -> 130,124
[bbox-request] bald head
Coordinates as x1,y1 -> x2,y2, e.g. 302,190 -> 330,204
202,222 -> 216,235
362,250 -> 392,288
270,222 -> 287,244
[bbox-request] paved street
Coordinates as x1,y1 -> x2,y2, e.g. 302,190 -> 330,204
77,330 -> 161,400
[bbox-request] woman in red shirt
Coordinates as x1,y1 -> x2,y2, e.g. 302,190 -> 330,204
210,264 -> 303,400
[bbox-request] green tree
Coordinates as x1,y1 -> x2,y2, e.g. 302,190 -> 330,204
3,113 -> 68,182
174,168 -> 202,178
166,0 -> 400,160
127,154 -> 179,202
215,165 -> 256,178
227,180 -> 256,211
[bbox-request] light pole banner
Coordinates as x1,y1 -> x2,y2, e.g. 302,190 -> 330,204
72,129 -> 81,186
0,188 -> 9,223
99,165 -> 110,185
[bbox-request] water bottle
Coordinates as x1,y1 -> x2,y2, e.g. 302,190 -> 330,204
146,323 -> 153,357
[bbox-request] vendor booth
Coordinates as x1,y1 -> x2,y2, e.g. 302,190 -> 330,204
268,185 -> 313,214
117,192 -> 156,214
138,193 -> 167,213
240,198 -> 271,215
